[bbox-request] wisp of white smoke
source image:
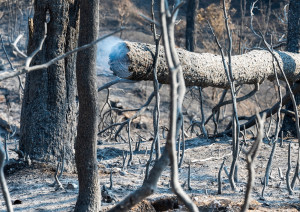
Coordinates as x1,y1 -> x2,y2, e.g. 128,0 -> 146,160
96,36 -> 123,76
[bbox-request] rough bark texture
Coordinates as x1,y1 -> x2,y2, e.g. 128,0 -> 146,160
20,0 -> 79,171
281,0 -> 300,138
109,41 -> 300,88
185,0 -> 198,52
74,0 -> 100,211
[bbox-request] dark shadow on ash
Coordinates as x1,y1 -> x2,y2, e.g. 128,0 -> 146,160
97,137 -> 230,161
4,159 -> 27,176
183,137 -> 230,150
13,194 -> 77,211
151,196 -> 179,211
97,147 -> 128,160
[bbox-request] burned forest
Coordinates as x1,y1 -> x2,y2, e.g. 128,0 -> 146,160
0,0 -> 299,211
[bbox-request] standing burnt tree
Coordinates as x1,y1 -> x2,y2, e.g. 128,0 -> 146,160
74,0 -> 100,210
20,0 -> 79,171
281,0 -> 300,137
186,0 -> 198,52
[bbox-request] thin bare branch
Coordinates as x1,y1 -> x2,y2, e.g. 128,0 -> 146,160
0,28 -> 124,82
11,34 -> 27,58
0,142 -> 13,212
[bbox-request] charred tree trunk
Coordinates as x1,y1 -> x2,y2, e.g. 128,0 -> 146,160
186,0 -> 198,52
109,41 -> 300,88
20,0 -> 79,171
281,0 -> 300,138
74,0 -> 100,210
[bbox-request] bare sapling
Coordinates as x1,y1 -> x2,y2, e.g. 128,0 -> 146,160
145,0 -> 162,177
108,1 -> 199,211
241,113 -> 266,212
207,0 -> 240,191
160,0 -> 198,210
151,0 -> 162,161
262,140 -> 277,195
178,123 -> 186,168
286,143 -> 293,195
0,142 -> 13,212
109,169 -> 113,190
218,159 -> 226,194
250,1 -> 300,193
188,161 -> 192,191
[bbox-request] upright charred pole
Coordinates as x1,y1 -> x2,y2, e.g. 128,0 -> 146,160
281,0 -> 300,137
74,0 -> 100,210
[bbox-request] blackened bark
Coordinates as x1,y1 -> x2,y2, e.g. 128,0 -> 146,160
74,0 -> 100,211
286,0 -> 300,54
186,0 -> 198,51
20,0 -> 79,171
281,0 -> 300,138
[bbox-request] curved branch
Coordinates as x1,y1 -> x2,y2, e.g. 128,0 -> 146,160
212,84 -> 259,112
217,82 -> 300,137
97,78 -> 135,92
0,28 -> 123,82
205,84 -> 259,125
98,85 -> 161,139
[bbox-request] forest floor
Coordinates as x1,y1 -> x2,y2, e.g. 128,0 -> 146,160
0,0 -> 299,211
0,73 -> 299,212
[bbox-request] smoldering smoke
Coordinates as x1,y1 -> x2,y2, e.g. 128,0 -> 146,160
96,36 -> 123,77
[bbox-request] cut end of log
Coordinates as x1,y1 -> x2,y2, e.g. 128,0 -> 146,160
109,42 -> 131,78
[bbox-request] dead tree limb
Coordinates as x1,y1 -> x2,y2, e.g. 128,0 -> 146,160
217,82 -> 300,137
98,85 -> 161,141
109,41 -> 300,88
216,0 -> 241,192
160,0 -> 198,210
97,78 -> 135,92
0,28 -> 123,82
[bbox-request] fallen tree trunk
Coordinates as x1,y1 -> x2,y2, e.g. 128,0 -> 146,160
109,41 -> 300,88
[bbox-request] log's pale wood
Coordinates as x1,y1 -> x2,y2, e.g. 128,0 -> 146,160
109,41 -> 300,88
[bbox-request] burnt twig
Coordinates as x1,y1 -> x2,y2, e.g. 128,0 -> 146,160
286,143 -> 293,195
218,159 -> 226,194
